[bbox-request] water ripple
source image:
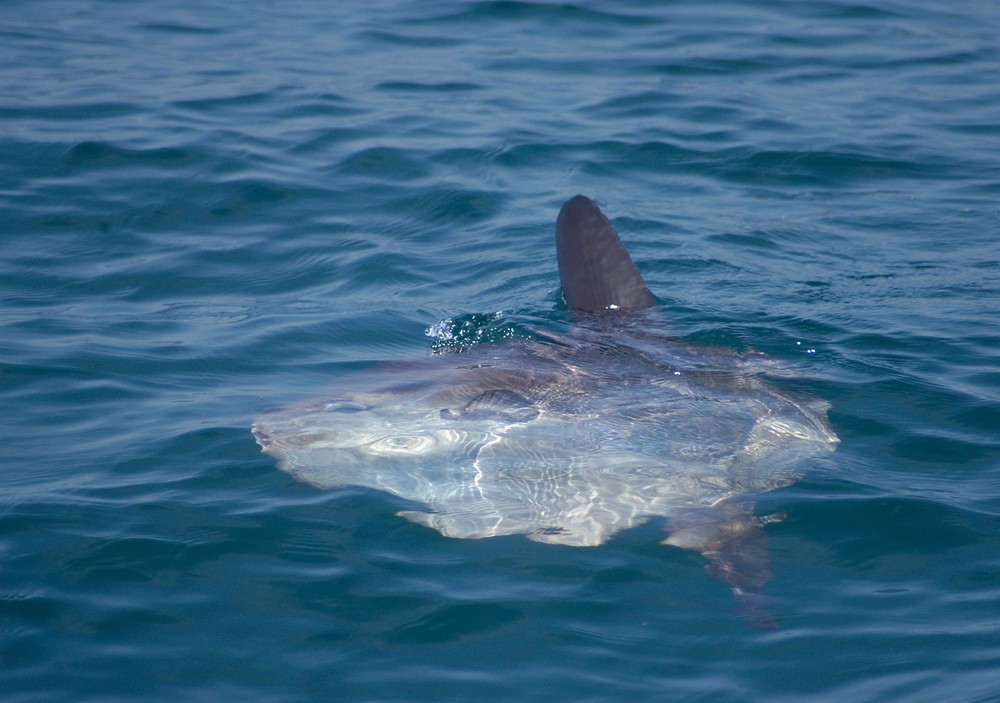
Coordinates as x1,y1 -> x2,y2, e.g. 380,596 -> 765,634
2,0 -> 1000,701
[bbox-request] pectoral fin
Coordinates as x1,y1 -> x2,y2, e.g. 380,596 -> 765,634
440,389 -> 540,423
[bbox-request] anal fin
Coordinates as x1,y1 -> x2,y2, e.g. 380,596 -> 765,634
663,503 -> 783,629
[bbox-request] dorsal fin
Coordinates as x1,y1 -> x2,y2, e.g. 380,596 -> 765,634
555,195 -> 655,313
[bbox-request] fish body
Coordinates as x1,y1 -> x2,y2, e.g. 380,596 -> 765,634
253,196 -> 839,624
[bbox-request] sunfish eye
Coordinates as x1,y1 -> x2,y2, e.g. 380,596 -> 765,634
367,434 -> 437,455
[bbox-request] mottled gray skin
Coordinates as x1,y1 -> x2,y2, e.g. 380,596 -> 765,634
253,195 -> 839,626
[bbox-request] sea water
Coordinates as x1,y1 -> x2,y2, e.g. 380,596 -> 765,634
1,2 -> 998,701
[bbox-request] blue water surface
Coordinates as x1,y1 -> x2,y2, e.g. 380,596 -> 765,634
2,1 -> 999,702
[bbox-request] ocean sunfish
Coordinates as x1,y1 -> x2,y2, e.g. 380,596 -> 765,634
252,195 -> 839,625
